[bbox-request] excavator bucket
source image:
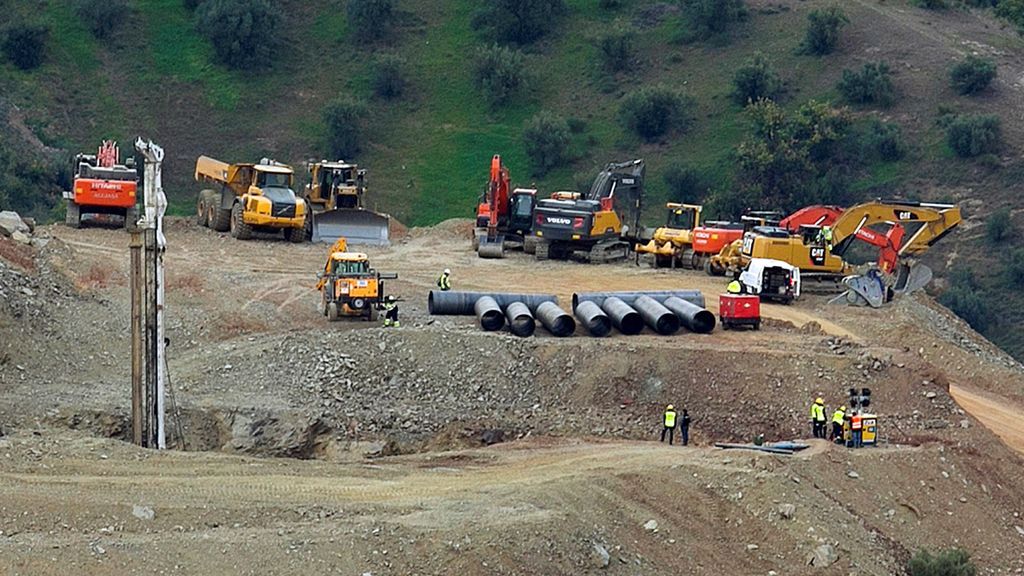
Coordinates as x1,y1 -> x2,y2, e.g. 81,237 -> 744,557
312,209 -> 390,246
842,270 -> 886,308
893,263 -> 932,295
477,234 -> 506,259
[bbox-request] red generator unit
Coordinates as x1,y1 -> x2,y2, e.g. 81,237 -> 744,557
719,294 -> 761,330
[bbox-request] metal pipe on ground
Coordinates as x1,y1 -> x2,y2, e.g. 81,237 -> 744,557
572,290 -> 705,311
504,301 -> 536,337
600,297 -> 643,335
574,300 -> 611,337
535,301 -> 576,337
429,291 -> 558,315
474,296 -> 505,331
663,296 -> 716,334
633,295 -> 680,335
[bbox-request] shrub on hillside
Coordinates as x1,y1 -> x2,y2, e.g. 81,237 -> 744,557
862,119 -> 906,161
599,0 -> 623,8
1007,248 -> 1024,285
76,0 -> 130,39
2,24 -> 48,70
183,0 -> 202,9
619,85 -> 692,141
472,44 -> 526,107
679,0 -> 747,42
732,52 -> 782,105
986,207 -> 1012,244
914,0 -> 948,8
963,0 -> 996,6
372,54 -> 407,99
908,548 -> 977,576
346,0 -> 395,42
323,96 -> 367,159
596,22 -> 636,72
939,275 -> 989,332
196,0 -> 280,69
522,111 -> 571,176
837,61 -> 894,107
800,6 -> 848,56
946,114 -> 1002,158
664,165 -> 709,202
471,0 -> 567,45
950,55 -> 996,95
995,0 -> 1024,29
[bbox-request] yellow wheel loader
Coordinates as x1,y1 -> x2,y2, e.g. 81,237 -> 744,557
316,238 -> 397,321
194,156 -> 307,242
302,161 -> 390,245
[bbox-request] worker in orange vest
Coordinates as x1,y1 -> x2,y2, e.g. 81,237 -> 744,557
849,411 -> 864,448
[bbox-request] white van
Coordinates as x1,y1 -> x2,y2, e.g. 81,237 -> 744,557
739,258 -> 801,304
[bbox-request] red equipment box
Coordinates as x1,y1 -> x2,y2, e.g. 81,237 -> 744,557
719,294 -> 760,330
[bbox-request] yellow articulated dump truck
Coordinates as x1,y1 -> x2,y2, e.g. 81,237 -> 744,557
195,155 -> 308,242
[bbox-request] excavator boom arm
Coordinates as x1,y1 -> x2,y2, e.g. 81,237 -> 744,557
831,201 -> 961,258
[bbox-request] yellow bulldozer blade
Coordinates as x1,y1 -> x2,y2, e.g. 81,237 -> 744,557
312,209 -> 390,246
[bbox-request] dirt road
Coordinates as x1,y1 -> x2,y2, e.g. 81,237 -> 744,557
950,384 -> 1024,455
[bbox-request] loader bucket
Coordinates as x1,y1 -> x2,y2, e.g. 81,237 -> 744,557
477,234 -> 506,259
312,209 -> 390,246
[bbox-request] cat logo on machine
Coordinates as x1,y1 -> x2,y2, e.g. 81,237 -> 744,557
810,246 -> 826,266
894,210 -> 918,221
741,235 -> 754,255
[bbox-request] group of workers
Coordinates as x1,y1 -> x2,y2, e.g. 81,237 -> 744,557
659,404 -> 692,446
810,397 -> 866,448
380,268 -> 451,328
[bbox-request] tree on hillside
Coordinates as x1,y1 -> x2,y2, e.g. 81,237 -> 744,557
76,0 -> 130,39
2,24 -> 48,70
347,0 -> 395,42
679,0 -> 747,42
735,99 -> 851,210
595,21 -> 636,72
799,6 -> 848,56
372,53 -> 407,99
986,208 -> 1012,244
731,51 -> 782,106
323,96 -> 367,159
471,0 -> 567,45
664,165 -> 710,203
946,114 -> 1002,158
995,0 -> 1024,31
619,85 -> 692,141
939,270 -> 989,332
950,55 -> 996,95
472,44 -> 527,107
196,0 -> 281,70
522,111 -> 571,176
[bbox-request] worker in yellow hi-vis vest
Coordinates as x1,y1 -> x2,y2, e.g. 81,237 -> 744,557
661,404 -> 677,445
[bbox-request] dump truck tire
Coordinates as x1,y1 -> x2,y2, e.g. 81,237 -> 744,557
283,226 -> 304,243
65,202 -> 81,229
210,196 -> 231,232
196,195 -> 207,226
230,203 -> 253,240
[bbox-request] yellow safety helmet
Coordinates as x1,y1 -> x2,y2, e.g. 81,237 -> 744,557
666,404 -> 675,410
839,405 -> 846,412
815,397 -> 824,404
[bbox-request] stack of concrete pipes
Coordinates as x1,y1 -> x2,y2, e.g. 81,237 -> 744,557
571,291 -> 715,336
427,291 -> 576,337
428,290 -> 716,337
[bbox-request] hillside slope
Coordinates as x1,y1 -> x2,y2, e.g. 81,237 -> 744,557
3,0 -> 1024,357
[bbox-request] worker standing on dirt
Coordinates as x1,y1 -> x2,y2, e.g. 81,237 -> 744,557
661,404 -> 677,445
810,398 -> 826,438
830,405 -> 846,442
382,295 -> 400,328
437,268 -> 452,291
679,409 -> 692,446
850,411 -> 863,448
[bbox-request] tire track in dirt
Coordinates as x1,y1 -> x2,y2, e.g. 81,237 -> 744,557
950,384 -> 1024,455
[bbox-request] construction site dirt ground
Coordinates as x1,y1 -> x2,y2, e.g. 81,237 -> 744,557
1,219 -> 1023,575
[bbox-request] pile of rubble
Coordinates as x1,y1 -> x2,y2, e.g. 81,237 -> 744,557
0,210 -> 41,247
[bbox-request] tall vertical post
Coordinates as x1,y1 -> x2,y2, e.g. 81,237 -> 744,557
136,138 -> 167,449
130,230 -> 144,446
144,227 -> 157,448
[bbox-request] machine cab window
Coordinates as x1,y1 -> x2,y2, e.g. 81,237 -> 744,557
330,259 -> 370,275
667,208 -> 696,230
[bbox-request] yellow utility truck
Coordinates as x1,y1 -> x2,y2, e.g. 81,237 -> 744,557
315,238 -> 397,321
195,156 -> 307,242
303,160 -> 390,245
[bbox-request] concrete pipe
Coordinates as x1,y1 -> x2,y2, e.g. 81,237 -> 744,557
474,296 -> 505,331
663,296 -> 716,334
600,296 -> 644,336
535,301 -> 576,337
572,290 -> 705,311
428,291 -> 558,315
574,300 -> 611,337
504,301 -> 536,337
633,295 -> 680,336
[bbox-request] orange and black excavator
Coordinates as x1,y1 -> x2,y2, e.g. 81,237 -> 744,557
473,155 -> 537,258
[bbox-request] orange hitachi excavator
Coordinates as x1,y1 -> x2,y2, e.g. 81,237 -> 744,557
63,140 -> 139,230
473,155 -> 537,259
